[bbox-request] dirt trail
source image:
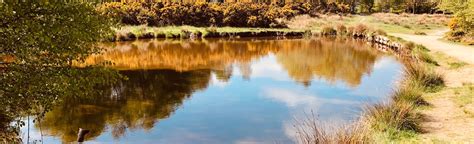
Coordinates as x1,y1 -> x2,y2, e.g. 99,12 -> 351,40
391,31 -> 474,142
392,30 -> 474,87
391,30 -> 474,65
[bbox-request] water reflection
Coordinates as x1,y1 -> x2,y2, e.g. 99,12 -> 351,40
38,70 -> 211,142
83,37 -> 379,87
31,37 -> 403,143
276,38 -> 378,86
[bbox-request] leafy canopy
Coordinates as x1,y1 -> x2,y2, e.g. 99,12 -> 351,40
0,1 -> 118,142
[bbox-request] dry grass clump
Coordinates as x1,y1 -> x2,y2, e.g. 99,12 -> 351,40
392,82 -> 427,106
353,24 -> 368,35
404,62 -> 444,91
320,26 -> 337,35
286,15 -> 319,29
294,114 -> 369,144
336,24 -> 347,35
411,45 -> 438,66
362,101 -> 421,140
373,29 -> 387,36
346,26 -> 355,35
343,24 -> 369,36
414,31 -> 427,35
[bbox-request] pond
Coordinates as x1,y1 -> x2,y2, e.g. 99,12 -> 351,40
21,37 -> 404,143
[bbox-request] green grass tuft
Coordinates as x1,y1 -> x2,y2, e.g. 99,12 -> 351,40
404,62 -> 444,92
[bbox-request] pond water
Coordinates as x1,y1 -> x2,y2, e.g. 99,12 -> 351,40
22,37 -> 404,143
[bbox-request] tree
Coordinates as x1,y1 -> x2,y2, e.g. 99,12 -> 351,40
0,1 -> 119,142
440,0 -> 473,44
361,0 -> 375,13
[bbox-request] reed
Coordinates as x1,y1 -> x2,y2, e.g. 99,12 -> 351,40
294,113 -> 369,144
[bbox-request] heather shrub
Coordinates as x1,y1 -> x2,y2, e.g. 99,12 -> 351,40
96,2 -> 351,28
321,26 -> 336,35
354,24 -> 368,35
336,24 -> 347,35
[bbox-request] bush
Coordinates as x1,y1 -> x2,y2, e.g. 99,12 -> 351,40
321,26 -> 337,35
97,2 -> 327,28
354,24 -> 368,35
346,26 -> 355,35
336,24 -> 347,35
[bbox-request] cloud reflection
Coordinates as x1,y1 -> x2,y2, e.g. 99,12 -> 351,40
262,88 -> 357,110
262,88 -> 362,143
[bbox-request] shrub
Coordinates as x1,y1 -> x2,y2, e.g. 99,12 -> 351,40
321,26 -> 337,35
403,41 -> 416,50
346,26 -> 355,36
97,2 -> 326,28
354,24 -> 368,35
336,24 -> 347,35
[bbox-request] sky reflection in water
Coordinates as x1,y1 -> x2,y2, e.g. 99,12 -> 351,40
22,37 -> 404,143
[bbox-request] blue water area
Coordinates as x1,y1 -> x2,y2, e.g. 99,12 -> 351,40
21,37 -> 404,144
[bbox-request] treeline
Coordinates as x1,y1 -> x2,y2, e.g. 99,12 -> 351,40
97,2 -> 347,28
99,0 -> 446,14
440,0 -> 473,44
95,1 -> 445,28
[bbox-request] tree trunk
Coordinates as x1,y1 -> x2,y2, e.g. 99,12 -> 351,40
413,0 -> 416,14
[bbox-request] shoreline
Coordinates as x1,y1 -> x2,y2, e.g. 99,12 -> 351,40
109,26 -> 310,42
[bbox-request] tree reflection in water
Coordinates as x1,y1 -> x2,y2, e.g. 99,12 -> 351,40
37,69 -> 211,142
0,66 -> 120,142
84,37 -> 379,86
33,37 -> 384,142
276,37 -> 379,87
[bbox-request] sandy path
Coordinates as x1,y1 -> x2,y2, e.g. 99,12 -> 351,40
391,31 -> 474,64
391,31 -> 474,142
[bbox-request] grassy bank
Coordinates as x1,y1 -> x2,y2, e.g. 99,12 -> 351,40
294,36 -> 445,143
111,25 -> 308,41
108,13 -> 452,42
